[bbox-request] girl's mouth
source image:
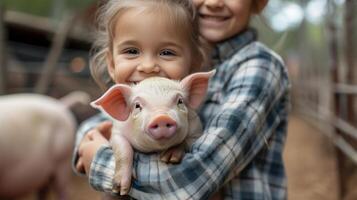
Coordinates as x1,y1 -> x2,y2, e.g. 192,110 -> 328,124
200,14 -> 229,22
127,81 -> 140,85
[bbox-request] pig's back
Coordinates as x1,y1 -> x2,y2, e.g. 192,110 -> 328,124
0,93 -> 76,196
0,93 -> 76,158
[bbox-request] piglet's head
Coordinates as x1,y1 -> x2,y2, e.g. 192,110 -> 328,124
90,70 -> 215,123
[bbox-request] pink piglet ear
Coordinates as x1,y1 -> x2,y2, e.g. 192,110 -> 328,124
180,70 -> 215,109
91,84 -> 132,121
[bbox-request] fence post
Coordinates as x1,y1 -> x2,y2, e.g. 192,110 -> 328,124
344,0 -> 355,124
340,0 -> 357,199
327,0 -> 343,199
34,14 -> 75,94
0,5 -> 7,95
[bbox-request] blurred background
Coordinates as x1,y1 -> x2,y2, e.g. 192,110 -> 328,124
0,0 -> 356,200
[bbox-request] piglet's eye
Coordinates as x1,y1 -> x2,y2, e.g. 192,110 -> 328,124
177,97 -> 186,111
132,102 -> 142,118
134,102 -> 142,111
177,98 -> 184,105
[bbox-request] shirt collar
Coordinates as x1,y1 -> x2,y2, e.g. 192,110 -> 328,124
211,28 -> 257,65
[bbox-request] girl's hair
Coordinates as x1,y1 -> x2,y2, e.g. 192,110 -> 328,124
90,0 -> 207,90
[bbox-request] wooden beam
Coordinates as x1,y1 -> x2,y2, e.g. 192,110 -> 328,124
34,14 -> 75,94
0,6 -> 7,95
344,0 -> 356,122
4,10 -> 91,43
335,84 -> 357,94
327,0 -> 343,197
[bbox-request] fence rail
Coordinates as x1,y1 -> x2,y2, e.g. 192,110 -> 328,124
296,99 -> 357,164
334,84 -> 357,94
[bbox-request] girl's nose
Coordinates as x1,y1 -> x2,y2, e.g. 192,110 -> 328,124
204,0 -> 224,8
137,56 -> 160,73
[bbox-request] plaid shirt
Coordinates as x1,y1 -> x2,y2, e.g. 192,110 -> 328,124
73,28 -> 290,200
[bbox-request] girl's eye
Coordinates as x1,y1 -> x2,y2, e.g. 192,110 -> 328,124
160,49 -> 176,56
123,48 -> 139,55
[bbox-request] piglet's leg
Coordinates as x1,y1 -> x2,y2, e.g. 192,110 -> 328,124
111,134 -> 134,196
160,144 -> 185,163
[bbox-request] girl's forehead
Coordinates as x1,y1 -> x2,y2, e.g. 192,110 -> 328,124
127,5 -> 185,25
115,7 -> 190,41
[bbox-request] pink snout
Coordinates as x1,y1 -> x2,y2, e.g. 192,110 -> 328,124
147,115 -> 177,140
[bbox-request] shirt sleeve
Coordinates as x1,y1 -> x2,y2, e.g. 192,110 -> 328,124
88,57 -> 290,199
71,112 -> 110,176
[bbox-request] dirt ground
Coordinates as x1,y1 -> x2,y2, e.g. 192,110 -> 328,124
20,114 -> 343,200
19,174 -> 102,200
283,115 -> 340,200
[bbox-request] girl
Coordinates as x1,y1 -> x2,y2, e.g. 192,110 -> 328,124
75,0 -> 290,199
73,0 -> 207,194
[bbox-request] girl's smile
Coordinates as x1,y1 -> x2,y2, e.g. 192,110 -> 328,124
106,9 -> 194,85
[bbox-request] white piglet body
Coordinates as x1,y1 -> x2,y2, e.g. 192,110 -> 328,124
92,71 -> 213,196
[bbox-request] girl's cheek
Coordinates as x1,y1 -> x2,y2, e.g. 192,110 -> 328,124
113,63 -> 133,84
192,0 -> 201,7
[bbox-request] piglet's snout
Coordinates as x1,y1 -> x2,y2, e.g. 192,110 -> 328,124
147,115 -> 177,140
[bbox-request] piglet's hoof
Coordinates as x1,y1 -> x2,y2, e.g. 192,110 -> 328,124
112,173 -> 131,195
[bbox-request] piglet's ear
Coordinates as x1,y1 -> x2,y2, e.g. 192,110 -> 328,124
91,84 -> 132,121
180,70 -> 215,109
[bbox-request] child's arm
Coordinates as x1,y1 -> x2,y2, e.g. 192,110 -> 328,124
87,56 -> 290,199
72,113 -> 111,175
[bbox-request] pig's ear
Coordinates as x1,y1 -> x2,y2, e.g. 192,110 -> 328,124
181,70 -> 215,109
91,84 -> 132,121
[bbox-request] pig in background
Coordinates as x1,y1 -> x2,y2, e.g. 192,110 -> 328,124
0,91 -> 90,200
91,71 -> 213,197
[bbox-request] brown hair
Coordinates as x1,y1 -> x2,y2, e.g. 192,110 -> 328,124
252,0 -> 268,14
90,0 -> 207,90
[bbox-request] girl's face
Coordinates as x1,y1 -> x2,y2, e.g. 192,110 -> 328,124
107,9 -> 193,84
193,0 -> 255,43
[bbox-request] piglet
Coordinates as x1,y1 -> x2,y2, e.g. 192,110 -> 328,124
0,91 -> 90,200
91,71 -> 213,196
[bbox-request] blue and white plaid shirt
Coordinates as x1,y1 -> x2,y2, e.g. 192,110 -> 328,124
73,28 -> 290,200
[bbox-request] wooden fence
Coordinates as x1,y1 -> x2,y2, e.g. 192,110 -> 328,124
293,0 -> 356,198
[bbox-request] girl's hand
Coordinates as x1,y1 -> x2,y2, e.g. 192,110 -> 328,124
76,121 -> 112,174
